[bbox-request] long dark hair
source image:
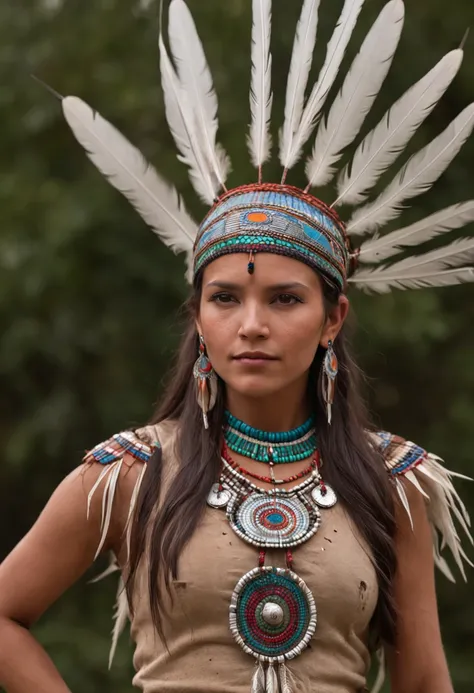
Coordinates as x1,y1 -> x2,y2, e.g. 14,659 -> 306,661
126,275 -> 397,647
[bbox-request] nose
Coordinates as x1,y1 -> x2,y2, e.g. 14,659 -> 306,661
237,301 -> 270,341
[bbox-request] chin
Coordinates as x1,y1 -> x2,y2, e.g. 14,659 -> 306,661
226,375 -> 285,399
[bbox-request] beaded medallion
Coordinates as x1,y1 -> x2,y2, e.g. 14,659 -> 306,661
227,493 -> 321,548
229,566 -> 317,662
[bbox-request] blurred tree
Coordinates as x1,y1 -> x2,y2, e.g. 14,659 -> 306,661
1,0 -> 473,690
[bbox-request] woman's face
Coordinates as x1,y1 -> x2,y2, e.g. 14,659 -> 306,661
197,253 -> 349,400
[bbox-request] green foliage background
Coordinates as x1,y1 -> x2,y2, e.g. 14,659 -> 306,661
1,0 -> 473,690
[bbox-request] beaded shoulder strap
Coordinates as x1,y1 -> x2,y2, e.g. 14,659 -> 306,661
83,428 -> 160,667
370,430 -> 473,581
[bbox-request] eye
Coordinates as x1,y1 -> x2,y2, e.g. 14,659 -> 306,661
209,292 -> 237,304
273,293 -> 303,305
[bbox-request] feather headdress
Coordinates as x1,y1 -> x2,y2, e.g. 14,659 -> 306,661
61,0 -> 474,296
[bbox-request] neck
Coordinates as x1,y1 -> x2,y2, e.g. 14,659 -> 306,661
225,378 -> 310,432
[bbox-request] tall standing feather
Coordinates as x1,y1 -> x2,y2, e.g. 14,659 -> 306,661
335,49 -> 463,207
168,0 -> 230,192
359,201 -> 474,263
62,96 -> 198,268
159,36 -> 220,205
305,0 -> 404,189
349,265 -> 474,293
248,0 -> 273,177
279,0 -> 321,170
347,103 -> 474,235
281,0 -> 366,172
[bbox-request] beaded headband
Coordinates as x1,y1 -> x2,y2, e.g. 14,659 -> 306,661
61,0 -> 474,294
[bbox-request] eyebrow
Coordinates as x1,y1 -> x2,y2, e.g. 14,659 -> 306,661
205,280 -> 309,291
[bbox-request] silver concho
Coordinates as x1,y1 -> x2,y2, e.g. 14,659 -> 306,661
207,483 -> 231,509
311,483 -> 337,508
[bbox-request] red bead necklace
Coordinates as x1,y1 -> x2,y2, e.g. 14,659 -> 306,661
222,442 -> 320,485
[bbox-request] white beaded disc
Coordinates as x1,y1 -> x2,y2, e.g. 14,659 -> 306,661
207,483 -> 231,508
311,483 -> 337,508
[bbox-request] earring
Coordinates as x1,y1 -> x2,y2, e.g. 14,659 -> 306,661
322,340 -> 338,425
193,335 -> 218,429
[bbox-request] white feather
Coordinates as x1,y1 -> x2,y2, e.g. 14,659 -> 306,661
335,49 -> 463,207
359,201 -> 474,263
159,36 -> 219,206
381,236 -> 474,275
306,0 -> 404,189
248,0 -> 273,169
279,0 -> 321,169
347,103 -> 474,235
349,265 -> 474,293
282,0 -> 366,171
62,96 -> 198,263
109,575 -> 129,669
168,0 -> 230,191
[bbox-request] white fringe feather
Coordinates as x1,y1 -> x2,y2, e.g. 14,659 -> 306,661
374,236 -> 474,277
335,49 -> 463,207
62,96 -> 198,269
305,0 -> 404,189
358,200 -> 474,263
279,0 -> 321,171
347,102 -> 474,235
248,0 -> 273,172
281,0 -> 366,171
168,0 -> 230,193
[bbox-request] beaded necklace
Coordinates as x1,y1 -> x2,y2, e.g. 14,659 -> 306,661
224,411 -> 317,463
207,423 -> 337,693
222,442 -> 317,486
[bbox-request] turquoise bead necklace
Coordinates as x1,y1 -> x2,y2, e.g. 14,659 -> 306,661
224,411 -> 317,464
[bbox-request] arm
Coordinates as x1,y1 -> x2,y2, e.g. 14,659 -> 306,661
0,458 -> 141,693
387,480 -> 453,693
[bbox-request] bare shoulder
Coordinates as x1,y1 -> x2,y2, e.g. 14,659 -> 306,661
0,428 -> 158,629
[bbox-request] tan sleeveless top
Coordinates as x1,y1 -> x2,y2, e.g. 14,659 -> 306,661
129,421 -> 378,693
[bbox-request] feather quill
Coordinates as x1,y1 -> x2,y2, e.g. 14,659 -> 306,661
168,0 -> 230,192
248,0 -> 273,173
305,0 -> 404,189
349,265 -> 474,293
279,0 -> 321,170
359,200 -> 474,263
281,0 -> 366,172
159,35 -> 219,206
347,103 -> 474,235
62,96 -> 197,267
335,49 -> 463,207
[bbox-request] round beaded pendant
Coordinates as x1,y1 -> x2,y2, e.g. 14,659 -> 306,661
228,493 -> 321,548
229,566 -> 317,662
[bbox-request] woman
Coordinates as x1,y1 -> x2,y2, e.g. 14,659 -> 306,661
0,0 -> 472,691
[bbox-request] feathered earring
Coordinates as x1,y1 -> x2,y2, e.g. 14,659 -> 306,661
322,340 -> 338,425
193,335 -> 218,429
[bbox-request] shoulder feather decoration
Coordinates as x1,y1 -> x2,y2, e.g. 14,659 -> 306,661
62,96 -> 198,274
168,0 -> 231,195
248,0 -> 273,175
281,0 -> 366,172
279,0 -> 321,172
347,102 -> 474,236
335,49 -> 463,207
359,201 -> 474,263
305,0 -> 404,189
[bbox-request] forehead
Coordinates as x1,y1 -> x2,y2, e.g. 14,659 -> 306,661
202,253 -> 322,289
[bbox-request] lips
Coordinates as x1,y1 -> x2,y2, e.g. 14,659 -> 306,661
233,352 -> 278,361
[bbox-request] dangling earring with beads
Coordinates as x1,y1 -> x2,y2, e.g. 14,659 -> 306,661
193,335 -> 218,429
322,340 -> 338,425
